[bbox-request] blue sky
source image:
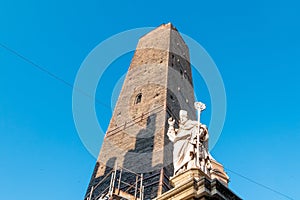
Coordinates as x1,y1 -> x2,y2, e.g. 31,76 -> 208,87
0,0 -> 299,199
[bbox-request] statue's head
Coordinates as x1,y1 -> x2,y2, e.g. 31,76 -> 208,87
179,110 -> 188,124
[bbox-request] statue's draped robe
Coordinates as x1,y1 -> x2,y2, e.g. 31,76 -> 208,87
171,120 -> 199,175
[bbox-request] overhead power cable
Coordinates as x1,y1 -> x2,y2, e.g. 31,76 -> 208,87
224,167 -> 294,200
0,42 -> 111,110
0,42 -> 295,200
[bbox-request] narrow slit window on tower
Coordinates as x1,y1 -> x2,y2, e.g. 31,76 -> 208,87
147,117 -> 152,125
170,95 -> 175,102
180,69 -> 183,76
135,93 -> 142,104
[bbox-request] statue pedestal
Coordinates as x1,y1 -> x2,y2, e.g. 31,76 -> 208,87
170,168 -> 210,188
155,168 -> 241,200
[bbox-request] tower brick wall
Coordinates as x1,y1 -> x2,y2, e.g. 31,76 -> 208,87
86,23 -> 197,199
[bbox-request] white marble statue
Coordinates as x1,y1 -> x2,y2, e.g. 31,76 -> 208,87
167,103 -> 211,175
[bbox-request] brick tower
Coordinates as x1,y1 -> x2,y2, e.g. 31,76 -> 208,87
85,23 -> 241,200
85,23 -> 197,200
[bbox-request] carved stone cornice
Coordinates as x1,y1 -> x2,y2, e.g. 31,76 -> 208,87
155,169 -> 241,200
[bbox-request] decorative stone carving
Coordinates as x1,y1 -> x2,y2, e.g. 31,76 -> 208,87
167,102 -> 211,176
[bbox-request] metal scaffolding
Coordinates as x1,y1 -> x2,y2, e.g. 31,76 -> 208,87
85,163 -> 144,200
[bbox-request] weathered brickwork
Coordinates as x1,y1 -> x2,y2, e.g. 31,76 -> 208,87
86,23 -> 197,199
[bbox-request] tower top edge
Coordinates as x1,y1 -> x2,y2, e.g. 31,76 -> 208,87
160,22 -> 178,31
139,22 -> 179,40
150,22 -> 178,32
135,22 -> 190,60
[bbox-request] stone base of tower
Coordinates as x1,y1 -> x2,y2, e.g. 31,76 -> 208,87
155,169 -> 241,200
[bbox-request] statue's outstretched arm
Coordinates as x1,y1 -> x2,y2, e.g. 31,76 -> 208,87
167,129 -> 176,142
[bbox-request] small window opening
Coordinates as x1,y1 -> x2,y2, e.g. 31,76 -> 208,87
135,93 -> 142,104
147,117 -> 152,125
170,95 -> 175,102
